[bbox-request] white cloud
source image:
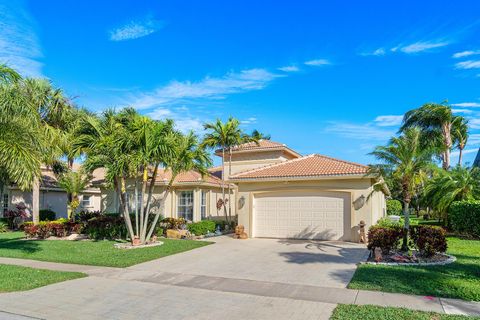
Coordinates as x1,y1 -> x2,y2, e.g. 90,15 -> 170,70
109,16 -> 163,41
452,108 -> 473,114
146,107 -> 203,133
374,115 -> 403,127
241,117 -> 257,125
325,122 -> 396,140
452,50 -> 480,58
130,68 -> 284,109
468,133 -> 480,146
0,2 -> 43,77
399,41 -> 450,54
455,60 -> 480,70
361,48 -> 386,56
304,59 -> 330,66
469,118 -> 480,129
452,102 -> 480,107
451,148 -> 479,157
278,65 -> 299,72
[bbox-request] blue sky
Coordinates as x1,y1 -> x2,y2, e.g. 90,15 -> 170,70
2,1 -> 480,166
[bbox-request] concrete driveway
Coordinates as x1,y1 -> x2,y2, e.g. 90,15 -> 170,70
130,235 -> 368,288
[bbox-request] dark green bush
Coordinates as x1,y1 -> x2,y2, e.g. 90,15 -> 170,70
410,225 -> 447,257
386,199 -> 402,216
84,215 -> 127,240
367,225 -> 404,254
39,209 -> 56,221
187,220 -> 216,236
449,200 -> 480,238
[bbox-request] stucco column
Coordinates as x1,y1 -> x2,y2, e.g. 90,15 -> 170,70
193,188 -> 201,222
32,177 -> 40,224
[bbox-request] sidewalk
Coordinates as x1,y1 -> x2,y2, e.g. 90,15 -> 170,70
1,257 -> 479,317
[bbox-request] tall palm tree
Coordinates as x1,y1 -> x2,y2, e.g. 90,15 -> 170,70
202,118 -> 236,221
57,170 -> 92,220
452,118 -> 469,166
424,166 -> 480,222
370,128 -> 433,251
401,102 -> 464,170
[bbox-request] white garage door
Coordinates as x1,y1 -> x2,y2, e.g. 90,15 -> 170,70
253,191 -> 349,240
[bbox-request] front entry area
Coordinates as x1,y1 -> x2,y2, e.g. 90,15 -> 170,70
253,191 -> 351,240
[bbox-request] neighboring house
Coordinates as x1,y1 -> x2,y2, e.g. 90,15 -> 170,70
1,166 -> 102,218
224,140 -> 385,242
99,169 -> 232,222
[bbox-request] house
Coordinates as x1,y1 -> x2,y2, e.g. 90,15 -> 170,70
224,140 -> 386,242
1,166 -> 102,218
99,169 -> 232,222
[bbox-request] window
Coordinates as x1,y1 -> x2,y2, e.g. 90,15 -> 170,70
81,195 -> 92,207
201,190 -> 207,219
178,191 -> 193,221
2,193 -> 8,212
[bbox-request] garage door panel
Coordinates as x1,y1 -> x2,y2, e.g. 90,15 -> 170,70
253,192 -> 349,241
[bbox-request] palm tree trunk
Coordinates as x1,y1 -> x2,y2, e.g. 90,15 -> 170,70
401,201 -> 410,251
118,177 -> 135,242
145,182 -> 171,242
221,148 -> 228,223
458,147 -> 464,166
134,178 -> 139,236
32,176 -> 40,224
141,164 -> 159,243
227,147 -> 232,221
139,167 -> 147,240
442,124 -> 452,170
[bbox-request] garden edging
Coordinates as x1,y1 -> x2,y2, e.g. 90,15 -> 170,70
360,254 -> 456,266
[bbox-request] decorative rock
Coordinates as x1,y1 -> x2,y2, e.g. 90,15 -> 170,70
362,254 -> 457,266
114,241 -> 164,250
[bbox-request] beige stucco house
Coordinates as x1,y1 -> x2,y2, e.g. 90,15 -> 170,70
1,166 -> 102,218
224,140 -> 386,242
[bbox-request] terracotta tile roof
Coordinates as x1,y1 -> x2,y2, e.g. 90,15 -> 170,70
156,169 -> 225,186
215,140 -> 301,158
229,154 -> 368,180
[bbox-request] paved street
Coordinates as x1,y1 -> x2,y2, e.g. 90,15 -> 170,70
0,237 -> 478,319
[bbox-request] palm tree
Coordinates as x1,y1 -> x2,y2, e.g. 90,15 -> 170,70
250,129 -> 271,141
452,118 -> 469,166
370,128 -> 433,251
424,166 -> 480,222
57,170 -> 92,220
202,118 -> 237,221
401,102 -> 465,170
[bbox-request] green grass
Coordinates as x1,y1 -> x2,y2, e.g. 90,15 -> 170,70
0,264 -> 85,292
409,217 -> 443,226
0,232 -> 211,267
349,237 -> 480,301
331,305 -> 478,320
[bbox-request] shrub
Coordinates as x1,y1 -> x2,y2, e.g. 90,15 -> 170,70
187,220 -> 216,236
22,219 -> 81,239
75,210 -> 102,223
160,217 -> 186,230
39,209 -> 56,221
449,200 -> 480,238
410,225 -> 447,257
367,225 -> 403,254
376,216 -> 405,228
386,199 -> 402,216
0,222 -> 7,233
84,215 -> 127,240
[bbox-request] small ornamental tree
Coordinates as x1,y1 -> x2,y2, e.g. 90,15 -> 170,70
386,199 -> 402,216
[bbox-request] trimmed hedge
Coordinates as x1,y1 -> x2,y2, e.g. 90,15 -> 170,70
449,200 -> 480,238
386,199 -> 402,216
187,220 -> 216,236
367,225 -> 404,254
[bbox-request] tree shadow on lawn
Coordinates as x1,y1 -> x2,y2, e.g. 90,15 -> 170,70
0,237 -> 41,254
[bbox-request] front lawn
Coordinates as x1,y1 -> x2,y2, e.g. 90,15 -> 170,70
0,264 -> 85,292
0,232 -> 211,267
349,237 -> 480,301
331,305 -> 477,320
